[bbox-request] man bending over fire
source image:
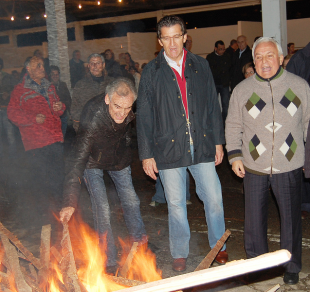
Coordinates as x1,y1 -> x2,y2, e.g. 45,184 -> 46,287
60,78 -> 146,273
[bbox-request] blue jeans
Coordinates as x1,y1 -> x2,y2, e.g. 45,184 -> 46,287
83,166 -> 146,267
60,113 -> 68,138
152,171 -> 191,203
159,162 -> 226,259
216,85 -> 230,123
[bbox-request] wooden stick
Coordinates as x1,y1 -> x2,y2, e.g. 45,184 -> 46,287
119,242 -> 139,278
1,235 -> 32,292
0,271 -> 12,290
106,275 -> 146,287
195,229 -> 231,271
51,246 -> 63,263
61,223 -> 81,292
265,284 -> 280,292
28,264 -> 38,283
21,266 -> 44,292
38,225 -> 51,286
0,222 -> 42,270
0,285 -> 14,292
119,250 -> 291,292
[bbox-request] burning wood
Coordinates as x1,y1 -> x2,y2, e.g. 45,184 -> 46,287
119,242 -> 138,278
38,224 -> 51,286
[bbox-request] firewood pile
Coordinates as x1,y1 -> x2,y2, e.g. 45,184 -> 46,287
0,224 -> 289,292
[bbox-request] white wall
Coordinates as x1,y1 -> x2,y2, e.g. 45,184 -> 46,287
187,25 -> 238,58
287,18 -> 310,49
1,18 -> 310,74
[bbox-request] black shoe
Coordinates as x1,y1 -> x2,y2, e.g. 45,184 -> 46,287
283,272 -> 299,285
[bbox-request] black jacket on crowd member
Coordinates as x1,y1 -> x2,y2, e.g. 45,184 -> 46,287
54,81 -> 72,115
105,59 -> 123,78
206,51 -> 231,87
69,58 -> 85,88
224,46 -> 235,61
63,93 -> 135,208
136,49 -> 225,170
230,45 -> 253,90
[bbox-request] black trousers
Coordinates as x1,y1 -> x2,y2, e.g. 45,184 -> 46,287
26,142 -> 64,223
244,168 -> 302,273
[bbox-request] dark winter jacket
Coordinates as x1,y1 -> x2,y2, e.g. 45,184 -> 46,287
63,93 -> 135,208
69,58 -> 85,88
288,42 -> 310,177
71,73 -> 113,123
206,51 -> 231,87
53,81 -> 72,114
136,49 -> 225,170
230,45 -> 253,90
105,59 -> 123,78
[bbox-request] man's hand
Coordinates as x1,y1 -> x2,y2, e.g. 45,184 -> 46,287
232,160 -> 245,178
53,101 -> 63,112
142,158 -> 158,180
59,207 -> 75,223
36,114 -> 46,124
215,144 -> 224,166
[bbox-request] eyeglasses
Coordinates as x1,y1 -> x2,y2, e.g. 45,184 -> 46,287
245,71 -> 254,76
160,34 -> 184,42
89,62 -> 103,67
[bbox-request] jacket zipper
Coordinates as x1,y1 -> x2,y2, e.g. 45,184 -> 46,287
268,79 -> 275,177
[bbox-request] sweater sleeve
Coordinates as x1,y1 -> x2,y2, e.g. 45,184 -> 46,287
225,86 -> 244,164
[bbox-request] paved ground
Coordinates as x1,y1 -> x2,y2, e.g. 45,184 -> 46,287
1,128 -> 310,291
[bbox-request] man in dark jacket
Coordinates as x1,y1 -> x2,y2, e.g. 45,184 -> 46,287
69,50 -> 85,88
60,78 -> 146,273
71,53 -> 113,132
136,15 -> 227,272
207,40 -> 231,123
230,35 -> 253,90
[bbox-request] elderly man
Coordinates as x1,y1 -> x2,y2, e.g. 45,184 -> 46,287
226,37 -> 310,285
8,56 -> 65,218
137,15 -> 227,272
60,78 -> 146,273
207,40 -> 231,123
71,53 -> 113,131
230,35 -> 253,90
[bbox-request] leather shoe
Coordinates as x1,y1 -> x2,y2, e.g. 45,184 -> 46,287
172,258 -> 186,272
215,250 -> 228,265
283,272 -> 299,285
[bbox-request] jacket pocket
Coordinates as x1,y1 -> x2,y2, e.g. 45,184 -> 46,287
202,130 -> 215,157
154,135 -> 182,164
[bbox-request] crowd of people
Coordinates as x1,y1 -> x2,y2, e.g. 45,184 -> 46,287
1,14 -> 310,286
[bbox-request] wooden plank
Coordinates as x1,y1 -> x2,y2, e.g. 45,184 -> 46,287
0,235 -> 32,292
106,275 -> 146,287
0,222 -> 42,270
0,271 -> 12,290
119,242 -> 139,278
119,250 -> 291,292
195,229 -> 231,271
21,266 -> 44,292
61,223 -> 81,292
38,225 -> 51,286
51,246 -> 63,263
28,263 -> 38,283
265,284 -> 280,292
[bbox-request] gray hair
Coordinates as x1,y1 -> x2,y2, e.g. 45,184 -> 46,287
252,37 -> 283,60
106,77 -> 137,101
87,53 -> 105,64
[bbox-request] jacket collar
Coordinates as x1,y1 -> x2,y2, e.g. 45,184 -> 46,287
255,66 -> 284,82
23,74 -> 51,93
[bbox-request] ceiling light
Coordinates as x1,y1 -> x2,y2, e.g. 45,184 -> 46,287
26,16 -> 30,20
78,4 -> 82,9
44,14 -> 47,18
11,16 -> 14,21
97,1 -> 101,5
118,0 -> 122,2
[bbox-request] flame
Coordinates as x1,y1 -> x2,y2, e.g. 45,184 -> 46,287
0,214 -> 162,292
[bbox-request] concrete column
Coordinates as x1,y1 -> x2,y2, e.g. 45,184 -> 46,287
8,30 -> 17,47
74,22 -> 84,42
261,0 -> 287,54
44,0 -> 71,88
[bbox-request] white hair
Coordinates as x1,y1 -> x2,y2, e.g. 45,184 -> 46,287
252,37 -> 283,60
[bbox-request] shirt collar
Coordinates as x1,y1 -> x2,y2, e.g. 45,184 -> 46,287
163,49 -> 184,68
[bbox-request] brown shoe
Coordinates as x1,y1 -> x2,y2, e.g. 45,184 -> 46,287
172,258 -> 186,272
215,250 -> 228,265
